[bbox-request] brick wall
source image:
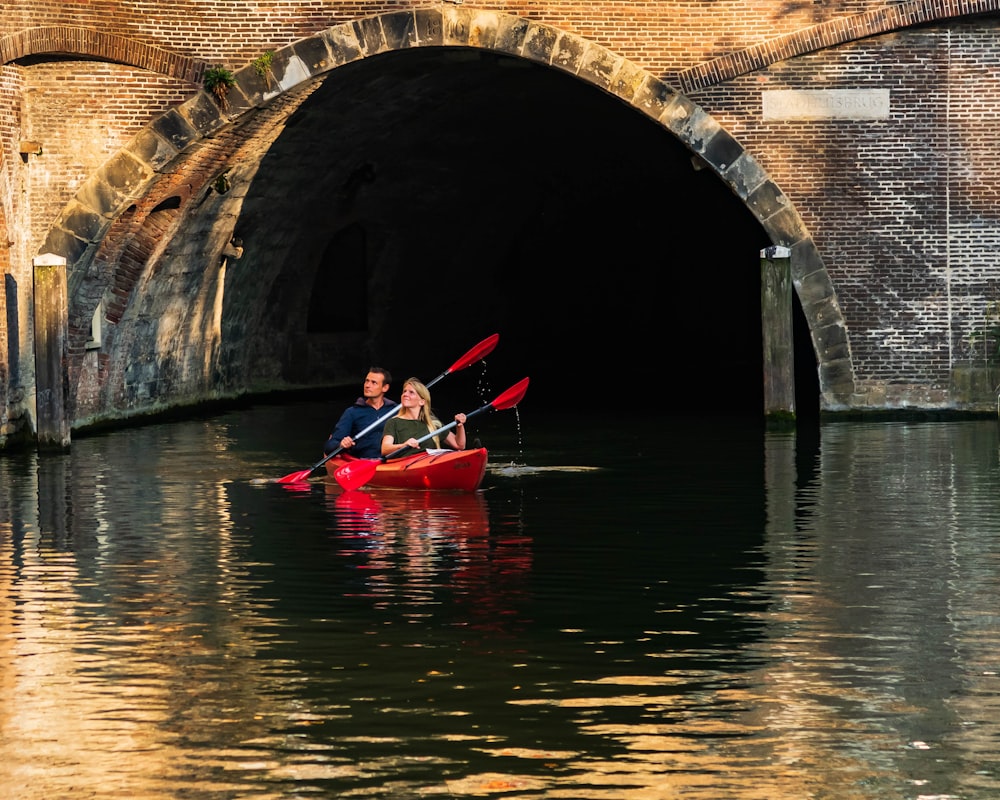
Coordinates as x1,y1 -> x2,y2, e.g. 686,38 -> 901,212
22,62 -> 190,252
3,1 -> 1000,438
697,19 -> 1000,396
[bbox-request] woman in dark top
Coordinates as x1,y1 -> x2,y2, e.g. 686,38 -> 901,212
381,377 -> 466,456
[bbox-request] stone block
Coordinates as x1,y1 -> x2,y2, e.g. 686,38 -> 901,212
179,93 -> 227,138
381,10 -> 419,50
551,32 -> 588,74
354,16 -> 388,56
746,180 -> 788,222
450,9 -> 501,49
411,9 -> 443,47
42,228 -> 91,268
702,129 -> 744,172
606,58 -> 645,103
819,356 -> 856,395
631,73 -> 678,119
322,22 -> 364,65
522,21 -> 557,65
493,14 -> 529,55
722,152 -> 766,200
126,129 -> 178,172
762,205 -> 805,244
291,34 -> 336,73
796,265 -> 835,308
578,46 -> 620,91
59,201 -> 106,243
150,108 -> 199,153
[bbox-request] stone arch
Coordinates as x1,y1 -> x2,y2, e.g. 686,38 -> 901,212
42,8 -> 861,412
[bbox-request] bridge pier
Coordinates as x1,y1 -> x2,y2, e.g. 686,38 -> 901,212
761,246 -> 795,428
32,253 -> 70,452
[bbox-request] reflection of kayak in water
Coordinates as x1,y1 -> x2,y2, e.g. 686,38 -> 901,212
328,486 -> 533,636
330,485 -> 490,538
325,448 -> 488,492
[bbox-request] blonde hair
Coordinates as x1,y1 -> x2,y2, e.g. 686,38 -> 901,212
403,378 -> 442,447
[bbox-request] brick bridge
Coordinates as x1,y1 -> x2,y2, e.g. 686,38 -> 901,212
3,1 -> 1000,447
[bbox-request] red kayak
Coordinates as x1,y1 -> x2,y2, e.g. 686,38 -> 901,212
324,448 -> 488,492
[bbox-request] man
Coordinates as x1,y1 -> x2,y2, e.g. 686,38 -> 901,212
323,367 -> 398,459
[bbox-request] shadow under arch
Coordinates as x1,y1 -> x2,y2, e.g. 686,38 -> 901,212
38,8 -> 856,411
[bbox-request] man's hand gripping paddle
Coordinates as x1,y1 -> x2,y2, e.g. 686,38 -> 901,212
332,377 -> 529,492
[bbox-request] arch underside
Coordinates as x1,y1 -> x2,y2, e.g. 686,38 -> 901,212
34,8 -> 864,423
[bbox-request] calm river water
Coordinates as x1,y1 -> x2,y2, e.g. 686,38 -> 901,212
1,396 -> 1000,799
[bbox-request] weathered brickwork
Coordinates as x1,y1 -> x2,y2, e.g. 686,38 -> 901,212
697,19 -> 1000,399
22,62 -> 190,252
676,0 -> 1000,91
93,98 -> 301,419
3,1 -> 1000,443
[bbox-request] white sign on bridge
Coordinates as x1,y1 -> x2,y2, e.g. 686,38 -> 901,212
762,89 -> 890,120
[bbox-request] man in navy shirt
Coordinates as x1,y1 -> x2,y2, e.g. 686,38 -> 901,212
324,367 -> 398,459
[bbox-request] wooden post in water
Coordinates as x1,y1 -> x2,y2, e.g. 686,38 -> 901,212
760,245 -> 795,428
32,253 -> 71,451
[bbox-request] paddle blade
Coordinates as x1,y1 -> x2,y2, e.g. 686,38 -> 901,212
490,377 -> 530,411
334,458 -> 381,492
275,468 -> 314,485
446,333 -> 499,375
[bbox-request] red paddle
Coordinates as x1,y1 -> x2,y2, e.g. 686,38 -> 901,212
333,377 -> 529,492
272,333 -> 500,484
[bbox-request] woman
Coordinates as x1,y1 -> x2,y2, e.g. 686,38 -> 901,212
381,377 -> 467,456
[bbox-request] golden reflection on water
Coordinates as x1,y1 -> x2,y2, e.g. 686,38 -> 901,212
0,453 -> 328,799
1,418 -> 1000,797
0,534 -> 180,796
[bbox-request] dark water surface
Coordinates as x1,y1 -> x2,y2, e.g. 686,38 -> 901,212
2,398 -> 1000,799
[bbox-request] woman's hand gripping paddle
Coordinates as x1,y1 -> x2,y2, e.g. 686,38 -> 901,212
272,333 -> 500,484
332,377 -> 530,492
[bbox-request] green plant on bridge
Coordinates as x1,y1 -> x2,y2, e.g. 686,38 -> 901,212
204,65 -> 236,107
252,51 -> 275,84
213,171 -> 232,195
